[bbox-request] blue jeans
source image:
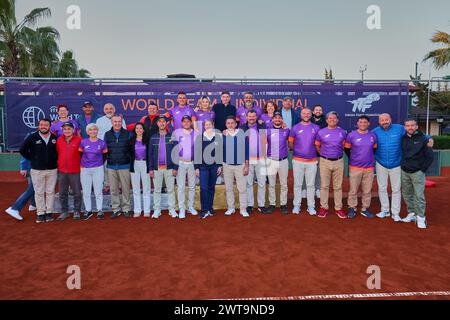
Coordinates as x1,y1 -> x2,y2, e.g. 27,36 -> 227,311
11,175 -> 36,211
199,166 -> 218,212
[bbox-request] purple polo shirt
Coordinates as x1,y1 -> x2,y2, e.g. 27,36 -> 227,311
134,140 -> 146,160
315,127 -> 347,159
195,110 -> 215,123
51,119 -> 79,137
247,124 -> 265,160
345,130 -> 378,170
79,138 -> 107,168
236,106 -> 262,124
289,122 -> 320,161
169,106 -> 197,130
158,135 -> 166,166
267,126 -> 290,159
172,129 -> 197,161
259,113 -> 273,127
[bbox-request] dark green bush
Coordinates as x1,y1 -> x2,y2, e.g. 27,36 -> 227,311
432,135 -> 450,149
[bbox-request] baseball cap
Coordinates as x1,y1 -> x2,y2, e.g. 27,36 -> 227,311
273,111 -> 283,118
82,101 -> 93,107
157,114 -> 168,121
61,121 -> 74,128
182,115 -> 192,121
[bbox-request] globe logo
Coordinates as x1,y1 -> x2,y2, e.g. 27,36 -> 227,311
22,106 -> 45,129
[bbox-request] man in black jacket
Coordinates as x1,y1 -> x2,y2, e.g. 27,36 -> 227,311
19,118 -> 58,223
311,104 -> 327,129
212,91 -> 236,132
105,114 -> 132,218
400,119 -> 434,229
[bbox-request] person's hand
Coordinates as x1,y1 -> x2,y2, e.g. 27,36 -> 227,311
281,122 -> 288,129
195,169 -> 200,177
149,171 -> 154,178
427,138 -> 434,148
258,120 -> 264,125
222,129 -> 229,136
243,165 -> 249,176
19,170 -> 27,177
172,170 -> 177,177
217,167 -> 222,176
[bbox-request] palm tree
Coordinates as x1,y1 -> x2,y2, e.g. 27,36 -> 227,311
423,30 -> 450,70
56,50 -> 90,78
0,0 -> 59,76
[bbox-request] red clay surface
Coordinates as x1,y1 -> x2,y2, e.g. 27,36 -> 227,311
0,176 -> 449,300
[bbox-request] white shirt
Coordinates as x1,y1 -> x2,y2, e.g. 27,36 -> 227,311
39,132 -> 51,145
96,115 -> 126,140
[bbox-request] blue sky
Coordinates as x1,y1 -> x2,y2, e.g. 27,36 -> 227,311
16,0 -> 450,80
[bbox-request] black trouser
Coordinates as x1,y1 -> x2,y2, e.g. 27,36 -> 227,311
58,172 -> 82,213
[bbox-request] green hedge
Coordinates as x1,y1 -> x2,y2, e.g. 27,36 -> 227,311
432,135 -> 450,150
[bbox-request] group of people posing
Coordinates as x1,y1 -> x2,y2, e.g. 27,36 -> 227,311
5,91 -> 434,229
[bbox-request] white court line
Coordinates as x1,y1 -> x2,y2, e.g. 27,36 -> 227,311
217,291 -> 450,300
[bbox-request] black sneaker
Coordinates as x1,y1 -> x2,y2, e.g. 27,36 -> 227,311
266,205 -> 275,214
257,207 -> 266,213
36,214 -> 46,224
247,206 -> 254,214
45,213 -> 54,222
123,211 -> 132,218
57,212 -> 70,221
83,211 -> 94,220
73,212 -> 81,220
209,209 -> 215,216
111,211 -> 122,219
97,211 -> 105,220
280,205 -> 289,215
200,211 -> 211,219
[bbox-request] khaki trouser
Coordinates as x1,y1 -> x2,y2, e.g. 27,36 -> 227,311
348,169 -> 374,210
247,159 -> 267,208
267,158 -> 289,206
293,160 -> 318,208
30,169 -> 58,216
319,158 -> 344,210
223,164 -> 247,211
176,162 -> 196,211
401,170 -> 426,218
153,168 -> 176,211
107,168 -> 131,212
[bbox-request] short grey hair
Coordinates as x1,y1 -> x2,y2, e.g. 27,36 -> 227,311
326,111 -> 339,120
86,123 -> 98,134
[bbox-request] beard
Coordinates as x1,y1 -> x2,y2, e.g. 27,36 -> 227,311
39,129 -> 49,134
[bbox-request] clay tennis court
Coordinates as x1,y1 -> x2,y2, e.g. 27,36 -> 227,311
1,175 -> 449,300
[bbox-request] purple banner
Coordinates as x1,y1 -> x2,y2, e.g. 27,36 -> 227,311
5,80 -> 409,150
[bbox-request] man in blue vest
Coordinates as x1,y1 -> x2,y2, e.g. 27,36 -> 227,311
372,113 -> 433,222
77,101 -> 102,139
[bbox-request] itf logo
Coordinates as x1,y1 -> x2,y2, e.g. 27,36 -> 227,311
348,93 -> 380,113
22,106 -> 45,129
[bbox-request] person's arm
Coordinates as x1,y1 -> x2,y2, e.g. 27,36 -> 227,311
315,140 -> 321,155
422,143 -> 435,173
19,136 -> 32,160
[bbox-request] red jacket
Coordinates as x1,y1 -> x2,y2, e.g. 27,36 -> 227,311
56,135 -> 82,173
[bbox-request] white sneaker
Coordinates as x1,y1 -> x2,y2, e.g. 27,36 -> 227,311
292,206 -> 300,215
416,216 -> 427,229
240,210 -> 249,217
28,205 -> 37,211
307,207 -> 317,216
179,209 -> 186,219
5,207 -> 23,221
188,207 -> 198,216
143,212 -> 151,218
392,214 -> 402,222
402,213 -> 416,223
133,212 -> 141,218
216,176 -> 223,184
169,209 -> 178,218
376,211 -> 390,218
301,190 -> 307,198
151,210 -> 161,219
225,208 -> 235,216
315,189 -> 320,199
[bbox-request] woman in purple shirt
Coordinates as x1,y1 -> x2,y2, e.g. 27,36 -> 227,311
194,96 -> 215,131
79,123 -> 108,219
130,123 -> 151,218
51,104 -> 80,137
259,100 -> 277,127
